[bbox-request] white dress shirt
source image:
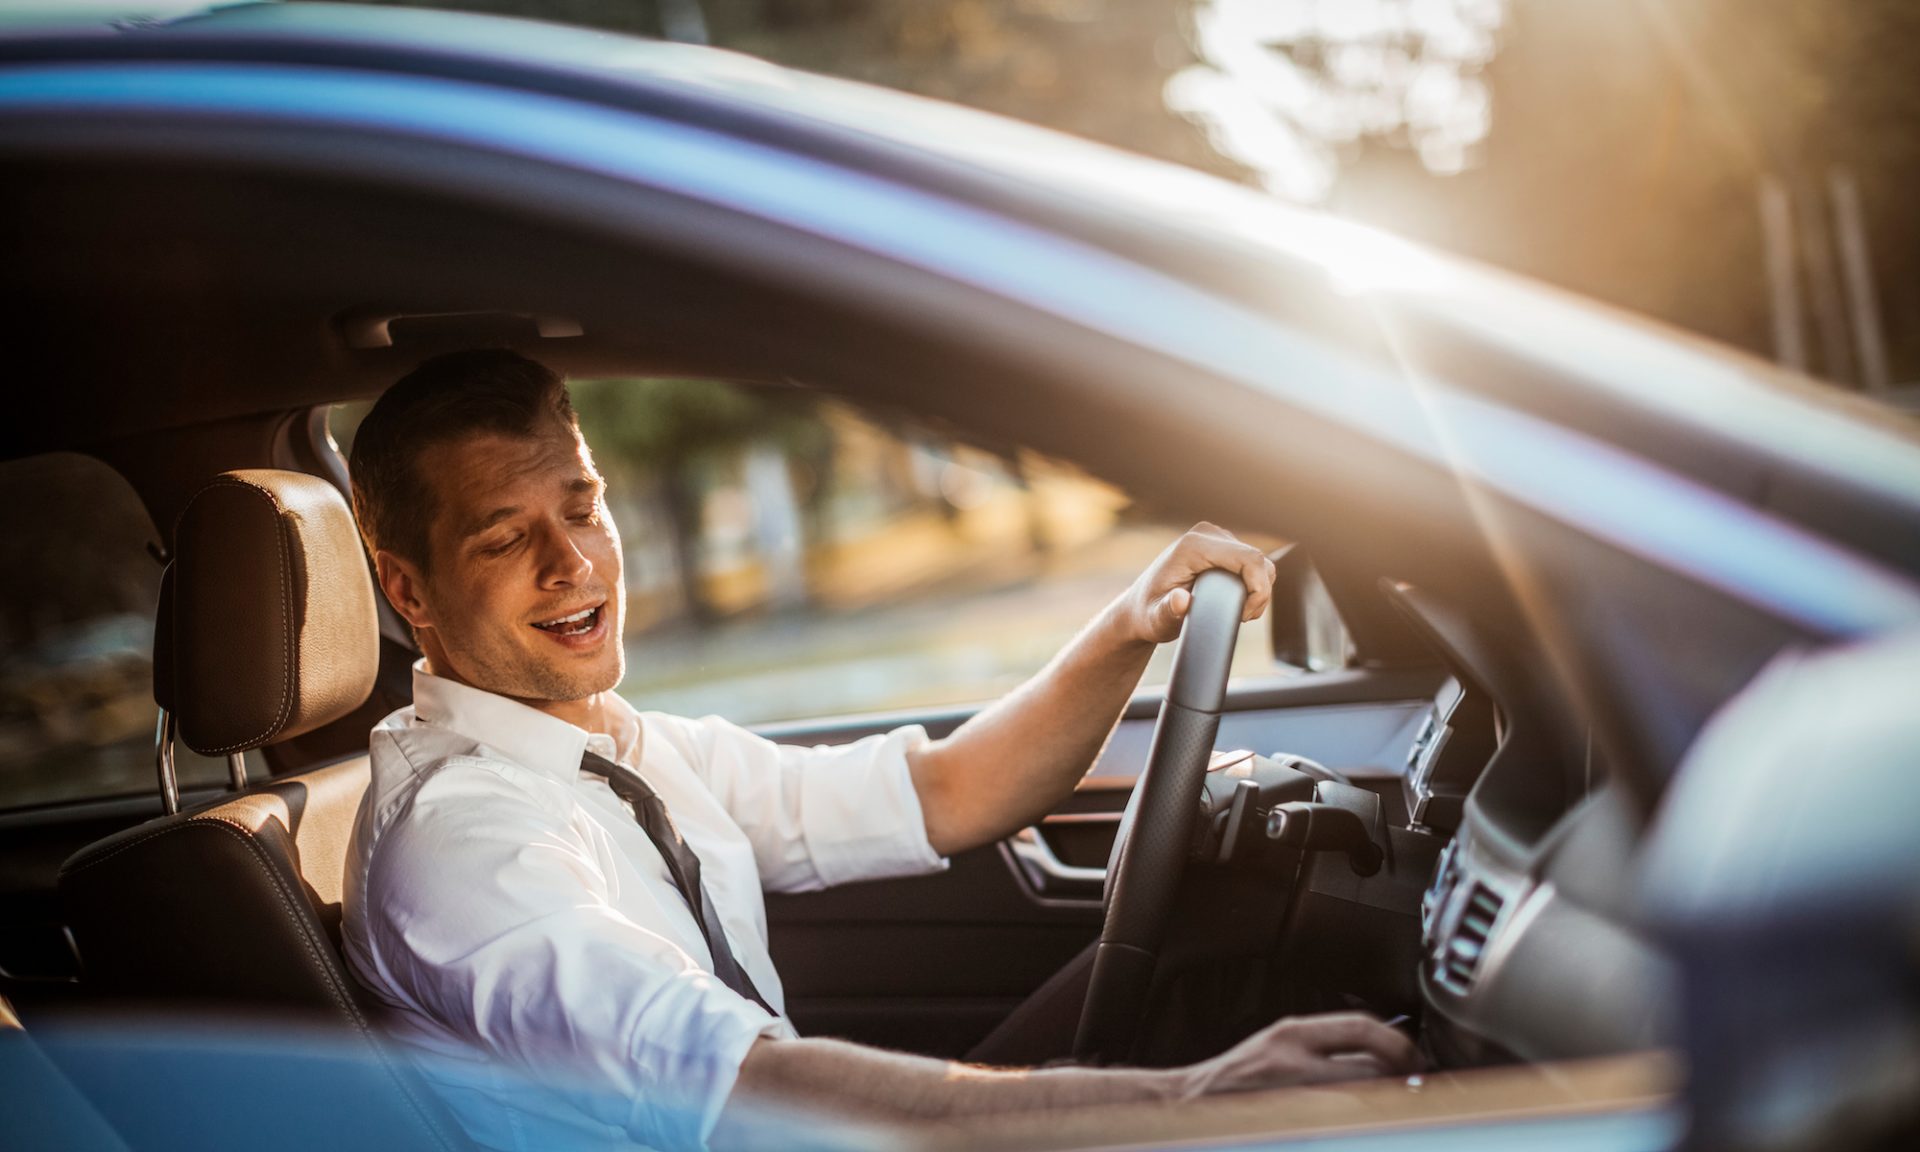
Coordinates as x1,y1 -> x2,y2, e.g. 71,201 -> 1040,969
342,663 -> 947,1151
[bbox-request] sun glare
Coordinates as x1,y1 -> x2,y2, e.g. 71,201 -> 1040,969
1167,0 -> 1507,203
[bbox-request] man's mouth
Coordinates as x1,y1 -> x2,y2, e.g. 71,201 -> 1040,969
531,604 -> 603,637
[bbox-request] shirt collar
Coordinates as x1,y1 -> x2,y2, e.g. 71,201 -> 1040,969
409,659 -> 593,784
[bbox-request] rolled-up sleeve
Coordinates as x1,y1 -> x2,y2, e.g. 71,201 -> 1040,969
362,759 -> 781,1151
659,715 -> 949,893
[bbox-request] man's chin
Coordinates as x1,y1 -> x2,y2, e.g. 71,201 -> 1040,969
425,623 -> 623,704
472,646 -> 622,706
538,650 -> 624,702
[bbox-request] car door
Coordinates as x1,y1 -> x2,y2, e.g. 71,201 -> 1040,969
756,664 -> 1443,1059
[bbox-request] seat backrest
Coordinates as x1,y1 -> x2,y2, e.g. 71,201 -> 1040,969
60,756 -> 372,1015
57,470 -> 463,1150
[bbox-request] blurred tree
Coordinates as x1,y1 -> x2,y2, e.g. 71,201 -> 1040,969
570,379 -> 829,622
1326,1 -> 1772,357
1711,0 -> 1907,379
326,0 -> 1238,175
703,0 -> 1234,176
1330,0 -> 1920,382
324,0 -> 1920,383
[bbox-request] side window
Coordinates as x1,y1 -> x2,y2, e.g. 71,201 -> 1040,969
0,453 -> 234,811
338,379 -> 1278,725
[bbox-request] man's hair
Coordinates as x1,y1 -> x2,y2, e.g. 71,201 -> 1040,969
349,349 -> 577,570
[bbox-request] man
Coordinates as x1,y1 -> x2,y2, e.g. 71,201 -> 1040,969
342,351 -> 1419,1152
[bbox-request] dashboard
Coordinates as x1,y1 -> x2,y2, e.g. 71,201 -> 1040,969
1419,780 -> 1674,1064
768,575 -> 1676,1070
1379,583 -> 1676,1066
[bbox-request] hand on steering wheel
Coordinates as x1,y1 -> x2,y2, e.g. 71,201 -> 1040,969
1106,521 -> 1277,647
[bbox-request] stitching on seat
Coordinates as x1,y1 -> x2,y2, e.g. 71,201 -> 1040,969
187,817 -> 462,1150
66,819 -> 360,1023
194,817 -> 464,1150
61,818 -> 197,876
195,816 -> 362,1021
67,813 -> 461,1150
184,476 -> 296,754
62,781 -> 302,875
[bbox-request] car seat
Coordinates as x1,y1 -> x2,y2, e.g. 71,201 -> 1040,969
56,469 -> 463,1150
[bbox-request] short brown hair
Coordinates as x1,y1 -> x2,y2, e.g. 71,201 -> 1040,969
348,349 -> 576,570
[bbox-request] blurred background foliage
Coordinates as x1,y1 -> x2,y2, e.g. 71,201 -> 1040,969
325,0 -> 1920,386
567,379 -> 834,625
328,383 -> 1272,729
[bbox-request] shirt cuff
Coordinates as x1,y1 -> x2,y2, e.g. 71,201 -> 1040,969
626,981 -> 784,1152
797,723 -> 950,888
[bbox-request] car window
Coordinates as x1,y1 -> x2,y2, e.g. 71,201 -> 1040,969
332,379 -> 1287,725
0,453 -> 244,811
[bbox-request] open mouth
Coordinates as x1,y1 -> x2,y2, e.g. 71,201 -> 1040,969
531,603 -> 603,637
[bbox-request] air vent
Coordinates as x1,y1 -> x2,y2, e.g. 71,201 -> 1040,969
1434,882 -> 1504,995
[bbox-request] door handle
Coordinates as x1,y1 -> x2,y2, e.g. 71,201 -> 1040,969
1005,826 -> 1107,902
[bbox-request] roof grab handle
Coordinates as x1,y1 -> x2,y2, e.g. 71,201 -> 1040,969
337,310 -> 584,349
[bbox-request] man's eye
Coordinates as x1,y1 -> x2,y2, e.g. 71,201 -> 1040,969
480,535 -> 521,557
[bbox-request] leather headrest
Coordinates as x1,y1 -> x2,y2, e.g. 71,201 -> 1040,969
156,470 -> 378,756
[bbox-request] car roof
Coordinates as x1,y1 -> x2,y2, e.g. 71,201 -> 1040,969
9,2 -> 1916,473
0,0 -> 215,32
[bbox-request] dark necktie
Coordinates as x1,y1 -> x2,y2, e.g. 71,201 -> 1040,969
580,749 -> 777,1016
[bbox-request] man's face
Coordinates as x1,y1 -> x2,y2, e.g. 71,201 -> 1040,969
392,420 -> 625,705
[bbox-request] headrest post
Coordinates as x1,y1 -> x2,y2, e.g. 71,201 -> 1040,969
227,752 -> 249,792
155,710 -> 180,816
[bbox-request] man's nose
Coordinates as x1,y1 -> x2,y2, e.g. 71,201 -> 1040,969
534,522 -> 593,587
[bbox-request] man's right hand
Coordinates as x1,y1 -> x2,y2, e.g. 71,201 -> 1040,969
1177,1012 -> 1424,1098
717,1012 -> 1423,1145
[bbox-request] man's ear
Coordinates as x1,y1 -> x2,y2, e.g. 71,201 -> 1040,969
374,550 -> 434,631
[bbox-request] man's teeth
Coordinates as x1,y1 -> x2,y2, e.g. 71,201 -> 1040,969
536,607 -> 597,634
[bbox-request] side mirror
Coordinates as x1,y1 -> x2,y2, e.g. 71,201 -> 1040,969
1268,544 -> 1351,671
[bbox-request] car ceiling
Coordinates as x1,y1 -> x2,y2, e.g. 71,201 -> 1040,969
3,160 -> 789,448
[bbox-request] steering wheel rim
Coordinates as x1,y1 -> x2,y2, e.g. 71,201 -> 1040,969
1073,568 -> 1247,1064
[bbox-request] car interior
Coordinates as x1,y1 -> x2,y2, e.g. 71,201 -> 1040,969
0,444 -> 1675,1149
9,35 -> 1879,1143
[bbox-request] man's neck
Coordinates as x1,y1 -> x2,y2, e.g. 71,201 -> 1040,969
520,690 -> 602,732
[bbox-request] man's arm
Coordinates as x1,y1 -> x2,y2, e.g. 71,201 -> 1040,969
712,1012 -> 1419,1144
906,522 -> 1276,856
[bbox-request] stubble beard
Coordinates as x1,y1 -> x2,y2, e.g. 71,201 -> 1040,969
439,602 -> 625,705
514,648 -> 622,703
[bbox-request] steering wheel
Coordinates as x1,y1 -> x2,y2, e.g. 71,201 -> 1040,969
1074,568 -> 1247,1064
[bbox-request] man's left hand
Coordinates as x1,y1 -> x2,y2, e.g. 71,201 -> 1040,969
911,521 -> 1277,855
1112,522 -> 1277,646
